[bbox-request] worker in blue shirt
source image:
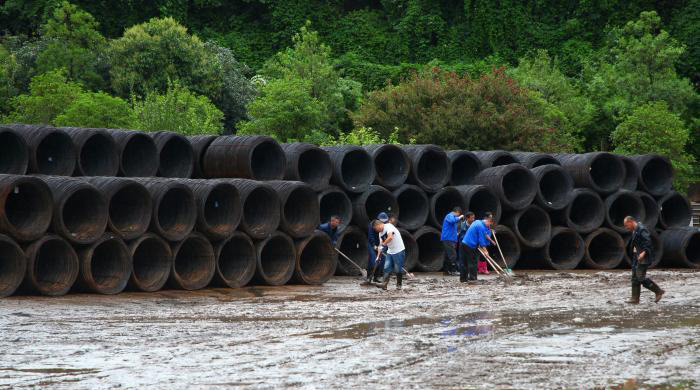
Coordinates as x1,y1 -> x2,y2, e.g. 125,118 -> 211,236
366,212 -> 389,283
457,211 -> 476,277
440,207 -> 464,275
318,215 -> 341,246
459,213 -> 495,283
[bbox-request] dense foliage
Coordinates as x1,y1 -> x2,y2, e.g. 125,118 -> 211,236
0,1 -> 698,188
354,67 -> 581,152
612,102 -> 695,191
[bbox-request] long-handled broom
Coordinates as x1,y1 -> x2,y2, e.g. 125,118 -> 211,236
492,229 -> 514,275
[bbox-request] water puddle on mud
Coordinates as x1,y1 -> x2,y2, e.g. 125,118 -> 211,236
310,305 -> 700,346
311,311 -> 497,339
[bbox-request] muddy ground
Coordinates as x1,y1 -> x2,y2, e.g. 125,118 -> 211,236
1,269 -> 699,390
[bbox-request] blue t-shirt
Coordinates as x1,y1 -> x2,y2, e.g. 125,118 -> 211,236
318,223 -> 338,246
440,213 -> 460,242
462,220 -> 491,249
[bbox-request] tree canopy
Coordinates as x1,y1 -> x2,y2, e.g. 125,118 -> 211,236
0,3 -> 698,188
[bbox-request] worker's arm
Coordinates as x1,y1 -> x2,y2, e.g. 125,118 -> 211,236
486,233 -> 496,245
382,231 -> 394,246
480,226 -> 492,247
638,250 -> 647,262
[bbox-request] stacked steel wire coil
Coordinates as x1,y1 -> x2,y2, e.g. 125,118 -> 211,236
0,124 -> 696,297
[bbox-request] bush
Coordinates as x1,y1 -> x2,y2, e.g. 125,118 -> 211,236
0,43 -> 19,115
109,17 -> 253,131
34,1 -> 108,90
3,69 -> 82,125
353,67 -> 580,152
132,81 -> 224,136
259,23 -> 362,135
54,92 -> 134,128
509,49 -> 593,150
237,77 -> 324,142
612,101 -> 696,192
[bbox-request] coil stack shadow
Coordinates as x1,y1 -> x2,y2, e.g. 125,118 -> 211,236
0,123 -> 695,298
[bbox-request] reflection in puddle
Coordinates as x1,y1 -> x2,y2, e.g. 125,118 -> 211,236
312,312 -> 497,340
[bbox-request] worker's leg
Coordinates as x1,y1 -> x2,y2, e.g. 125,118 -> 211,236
628,262 -> 642,304
373,254 -> 384,282
367,247 -> 377,281
467,247 -> 478,281
394,251 -> 405,289
637,263 -> 665,303
378,253 -> 394,290
442,241 -> 457,275
458,243 -> 468,282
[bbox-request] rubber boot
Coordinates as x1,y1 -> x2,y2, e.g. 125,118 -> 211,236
396,273 -> 403,290
373,268 -> 383,283
627,284 -> 641,304
478,261 -> 490,274
649,282 -> 665,303
377,273 -> 391,290
459,272 -> 467,283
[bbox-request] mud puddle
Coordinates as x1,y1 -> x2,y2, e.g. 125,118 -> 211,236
0,269 -> 699,389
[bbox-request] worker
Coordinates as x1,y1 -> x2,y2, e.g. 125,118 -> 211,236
457,211 -> 476,277
459,213 -> 495,283
373,218 -> 406,290
318,215 -> 341,246
366,212 -> 389,283
440,207 -> 464,276
624,216 -> 665,304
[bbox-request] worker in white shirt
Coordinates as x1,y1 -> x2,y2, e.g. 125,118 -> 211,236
372,219 -> 406,290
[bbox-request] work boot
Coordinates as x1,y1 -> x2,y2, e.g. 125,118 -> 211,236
459,272 -> 467,283
627,284 -> 641,304
649,282 -> 665,303
377,273 -> 391,290
396,273 -> 403,290
373,269 -> 383,283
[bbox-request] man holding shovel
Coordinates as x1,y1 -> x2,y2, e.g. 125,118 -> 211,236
459,214 -> 494,283
373,219 -> 406,290
365,212 -> 389,284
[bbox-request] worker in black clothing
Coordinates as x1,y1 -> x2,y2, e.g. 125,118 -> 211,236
366,212 -> 389,283
457,211 -> 475,278
624,216 -> 665,304
318,215 -> 341,246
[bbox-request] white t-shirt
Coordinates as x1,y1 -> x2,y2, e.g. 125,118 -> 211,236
381,223 -> 405,254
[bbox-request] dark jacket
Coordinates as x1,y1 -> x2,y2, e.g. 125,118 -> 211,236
318,223 -> 338,246
629,223 -> 653,265
368,222 -> 381,250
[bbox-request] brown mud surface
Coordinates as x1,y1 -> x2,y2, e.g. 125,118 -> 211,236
1,269 -> 699,389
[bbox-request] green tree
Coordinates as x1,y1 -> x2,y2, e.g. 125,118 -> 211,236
109,17 -> 209,97
509,49 -> 594,147
108,17 -> 253,130
260,23 -> 362,135
0,43 -> 19,115
54,91 -> 134,128
353,67 -> 580,152
238,78 -> 325,142
132,81 -> 224,136
611,102 -> 695,192
35,1 -> 108,90
3,69 -> 82,125
320,126 -> 401,147
585,11 -> 699,150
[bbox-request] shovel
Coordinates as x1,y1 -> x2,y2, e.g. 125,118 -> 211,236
492,229 -> 513,275
334,248 -> 367,278
360,252 -> 382,286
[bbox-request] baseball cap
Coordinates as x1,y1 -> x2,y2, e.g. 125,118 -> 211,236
377,212 -> 389,222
